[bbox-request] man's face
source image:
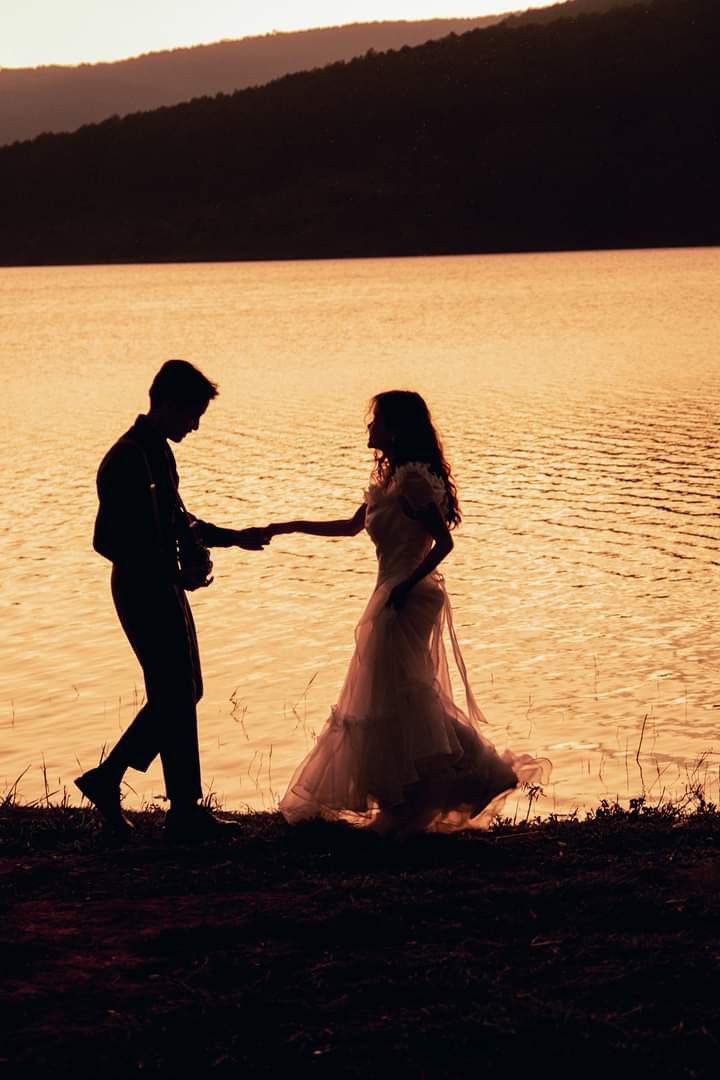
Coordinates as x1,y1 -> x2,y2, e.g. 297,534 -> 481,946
166,399 -> 209,442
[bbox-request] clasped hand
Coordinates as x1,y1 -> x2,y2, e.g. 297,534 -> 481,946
181,527 -> 270,590
234,526 -> 272,550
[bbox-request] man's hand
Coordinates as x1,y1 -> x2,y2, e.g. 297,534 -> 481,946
180,563 -> 214,591
235,527 -> 271,550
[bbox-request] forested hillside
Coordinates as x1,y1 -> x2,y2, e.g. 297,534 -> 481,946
505,0 -> 643,25
0,17 -> 503,145
1,0 -> 716,265
0,1 -> 643,146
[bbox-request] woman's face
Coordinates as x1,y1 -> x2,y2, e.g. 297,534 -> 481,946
367,408 -> 393,454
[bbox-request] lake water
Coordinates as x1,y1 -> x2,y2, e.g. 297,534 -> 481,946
1,249 -> 719,818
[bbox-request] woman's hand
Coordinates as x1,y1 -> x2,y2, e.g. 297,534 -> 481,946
386,581 -> 412,610
266,522 -> 290,537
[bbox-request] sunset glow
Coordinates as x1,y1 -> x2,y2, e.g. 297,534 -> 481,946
1,0 -> 555,68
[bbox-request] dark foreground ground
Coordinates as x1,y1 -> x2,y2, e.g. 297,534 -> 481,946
1,802 -> 719,1078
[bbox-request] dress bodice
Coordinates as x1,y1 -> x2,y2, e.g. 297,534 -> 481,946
365,462 -> 448,585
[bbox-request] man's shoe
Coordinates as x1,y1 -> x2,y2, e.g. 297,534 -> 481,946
165,804 -> 242,843
75,767 -> 134,838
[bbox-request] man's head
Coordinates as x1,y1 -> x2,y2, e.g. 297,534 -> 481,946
148,359 -> 218,442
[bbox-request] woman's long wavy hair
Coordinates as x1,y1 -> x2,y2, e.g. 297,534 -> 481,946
369,390 -> 461,527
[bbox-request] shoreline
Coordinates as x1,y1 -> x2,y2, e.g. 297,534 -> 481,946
2,801 -> 718,1075
0,240 -> 717,271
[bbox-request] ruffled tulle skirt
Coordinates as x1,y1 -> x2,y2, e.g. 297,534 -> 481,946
279,574 -> 550,835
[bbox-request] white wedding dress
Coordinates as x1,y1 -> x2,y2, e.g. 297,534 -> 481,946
279,462 -> 550,834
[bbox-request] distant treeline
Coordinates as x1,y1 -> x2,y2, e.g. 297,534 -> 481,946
1,0 -> 718,265
503,0 -> 642,26
0,17 -> 505,146
0,2 -> 635,146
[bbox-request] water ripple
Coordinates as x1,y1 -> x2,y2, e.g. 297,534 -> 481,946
1,249 -> 719,814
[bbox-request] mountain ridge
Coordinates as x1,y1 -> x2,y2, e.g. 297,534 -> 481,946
0,2 -> 643,146
0,17 -> 503,146
1,0 -> 716,265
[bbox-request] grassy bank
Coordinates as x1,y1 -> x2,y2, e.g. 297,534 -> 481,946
1,800 -> 719,1077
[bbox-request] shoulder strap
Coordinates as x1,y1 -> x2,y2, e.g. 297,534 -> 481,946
117,435 -> 165,551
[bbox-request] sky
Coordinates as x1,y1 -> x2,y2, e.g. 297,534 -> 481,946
0,1 -> 554,69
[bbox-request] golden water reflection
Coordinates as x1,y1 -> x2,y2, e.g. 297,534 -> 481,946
1,249 -> 719,816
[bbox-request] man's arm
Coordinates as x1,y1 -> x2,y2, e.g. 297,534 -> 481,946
93,443 -> 180,580
190,520 -> 270,551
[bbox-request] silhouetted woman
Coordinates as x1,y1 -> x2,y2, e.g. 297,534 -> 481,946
270,390 -> 549,835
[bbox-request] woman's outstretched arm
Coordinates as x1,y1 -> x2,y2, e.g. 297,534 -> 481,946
387,501 -> 453,609
268,504 -> 366,538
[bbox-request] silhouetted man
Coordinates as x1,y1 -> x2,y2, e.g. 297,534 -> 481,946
76,359 -> 268,841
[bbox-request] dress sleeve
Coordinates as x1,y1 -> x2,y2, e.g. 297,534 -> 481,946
395,462 -> 447,516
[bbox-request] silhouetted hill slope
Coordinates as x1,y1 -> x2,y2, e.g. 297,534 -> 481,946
0,17 -> 505,146
1,0 -> 717,265
0,2 -> 645,146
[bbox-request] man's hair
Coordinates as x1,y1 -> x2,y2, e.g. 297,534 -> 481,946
149,359 -> 218,407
